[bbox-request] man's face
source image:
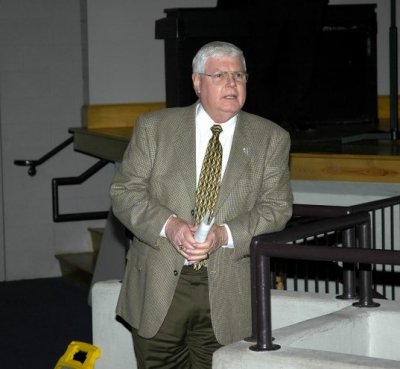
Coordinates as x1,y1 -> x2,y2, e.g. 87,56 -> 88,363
192,55 -> 247,123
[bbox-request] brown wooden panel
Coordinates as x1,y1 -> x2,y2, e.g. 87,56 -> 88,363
290,153 -> 400,183
82,97 -> 389,128
378,95 -> 400,120
85,102 -> 166,129
71,99 -> 400,183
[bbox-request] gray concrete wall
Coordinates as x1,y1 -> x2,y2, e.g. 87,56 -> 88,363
0,0 -> 110,281
87,0 -> 217,104
0,0 -> 217,282
0,93 -> 4,281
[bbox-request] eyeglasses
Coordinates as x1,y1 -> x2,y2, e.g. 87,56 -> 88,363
198,71 -> 249,85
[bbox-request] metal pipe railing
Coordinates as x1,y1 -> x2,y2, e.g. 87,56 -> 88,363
52,159 -> 110,222
289,196 -> 400,299
14,136 -> 74,176
249,211 -> 400,352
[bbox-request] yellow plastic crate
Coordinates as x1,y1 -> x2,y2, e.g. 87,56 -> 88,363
54,341 -> 101,369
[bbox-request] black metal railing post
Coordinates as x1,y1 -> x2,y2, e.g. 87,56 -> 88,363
249,211 -> 400,352
246,242 -> 258,343
337,227 -> 357,300
353,220 -> 380,307
249,248 -> 280,352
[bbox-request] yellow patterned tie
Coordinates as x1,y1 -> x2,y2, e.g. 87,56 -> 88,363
193,124 -> 223,270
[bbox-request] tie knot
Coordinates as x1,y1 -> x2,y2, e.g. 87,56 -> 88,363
211,124 -> 223,136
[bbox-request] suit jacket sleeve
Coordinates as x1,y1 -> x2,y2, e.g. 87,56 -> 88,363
223,118 -> 293,261
110,114 -> 173,249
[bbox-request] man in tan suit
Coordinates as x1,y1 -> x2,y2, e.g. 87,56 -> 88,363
110,41 -> 293,369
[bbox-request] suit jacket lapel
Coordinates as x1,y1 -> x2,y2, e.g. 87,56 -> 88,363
216,112 -> 251,212
170,106 -> 251,216
172,105 -> 197,206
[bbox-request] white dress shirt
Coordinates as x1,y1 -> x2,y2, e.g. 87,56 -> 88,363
161,103 -> 237,248
195,104 -> 236,185
195,104 -> 236,248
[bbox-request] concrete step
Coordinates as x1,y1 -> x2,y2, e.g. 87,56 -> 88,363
88,227 -> 104,253
56,227 -> 104,287
56,251 -> 98,287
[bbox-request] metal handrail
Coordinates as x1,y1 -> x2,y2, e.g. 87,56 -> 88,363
52,159 -> 110,222
249,211 -> 400,352
14,135 -> 112,222
14,136 -> 73,176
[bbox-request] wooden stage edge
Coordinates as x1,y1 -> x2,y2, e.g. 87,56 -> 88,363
290,153 -> 400,183
71,98 -> 400,184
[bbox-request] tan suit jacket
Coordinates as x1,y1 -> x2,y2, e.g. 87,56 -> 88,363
110,103 -> 293,345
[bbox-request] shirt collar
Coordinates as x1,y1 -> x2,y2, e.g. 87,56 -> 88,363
196,103 -> 238,132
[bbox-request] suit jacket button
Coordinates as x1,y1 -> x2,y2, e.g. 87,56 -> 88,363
173,270 -> 178,276
191,209 -> 195,216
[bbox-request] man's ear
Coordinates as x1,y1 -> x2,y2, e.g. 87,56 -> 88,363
192,73 -> 201,95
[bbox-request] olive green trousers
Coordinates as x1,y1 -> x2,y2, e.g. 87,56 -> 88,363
132,266 -> 222,369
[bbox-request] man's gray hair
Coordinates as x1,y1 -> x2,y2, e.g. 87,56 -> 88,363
192,41 -> 246,73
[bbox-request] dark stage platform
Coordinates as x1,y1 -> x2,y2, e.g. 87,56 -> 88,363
288,119 -> 400,183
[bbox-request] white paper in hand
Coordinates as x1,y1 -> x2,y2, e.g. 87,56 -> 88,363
194,212 -> 214,242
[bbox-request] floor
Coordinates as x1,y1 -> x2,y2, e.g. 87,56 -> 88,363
0,277 -> 92,369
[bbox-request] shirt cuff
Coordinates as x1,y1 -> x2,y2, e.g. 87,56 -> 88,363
160,214 -> 176,237
222,224 -> 234,248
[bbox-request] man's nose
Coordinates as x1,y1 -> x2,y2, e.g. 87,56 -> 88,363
225,73 -> 237,86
